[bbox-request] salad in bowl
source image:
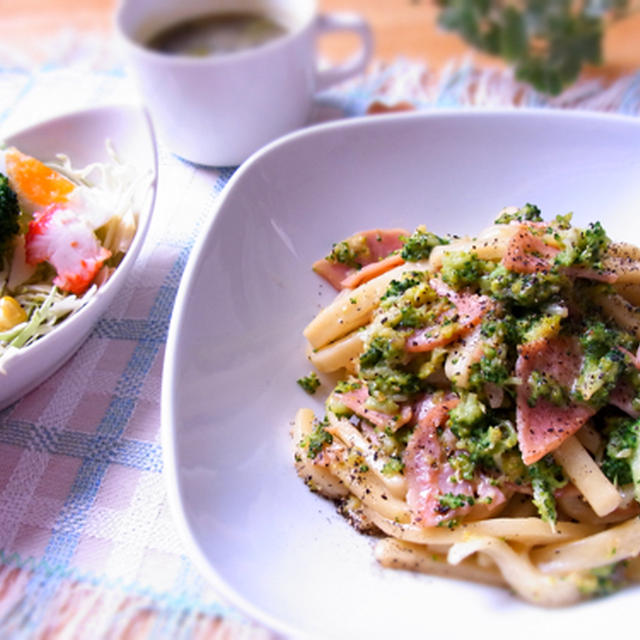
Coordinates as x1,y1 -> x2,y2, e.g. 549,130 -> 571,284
0,105 -> 156,406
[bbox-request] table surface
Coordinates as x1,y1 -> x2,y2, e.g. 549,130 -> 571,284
2,0 -> 640,75
1,3 -> 640,640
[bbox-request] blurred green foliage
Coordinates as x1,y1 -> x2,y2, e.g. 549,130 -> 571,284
436,0 -> 632,94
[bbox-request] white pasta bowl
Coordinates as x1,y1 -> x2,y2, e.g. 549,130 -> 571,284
0,106 -> 157,408
162,110 -> 640,640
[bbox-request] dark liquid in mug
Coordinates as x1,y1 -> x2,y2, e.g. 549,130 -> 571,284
146,12 -> 287,57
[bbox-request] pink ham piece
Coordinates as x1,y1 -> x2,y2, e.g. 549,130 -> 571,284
564,266 -> 618,283
618,346 -> 640,371
334,384 -> 412,432
503,223 -> 617,282
313,228 -> 408,290
25,204 -> 111,295
340,253 -> 405,289
515,336 -> 595,465
404,393 -> 507,527
405,278 -> 492,353
609,382 -> 640,419
503,224 -> 560,274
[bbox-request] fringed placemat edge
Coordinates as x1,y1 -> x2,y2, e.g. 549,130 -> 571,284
0,562 -> 273,640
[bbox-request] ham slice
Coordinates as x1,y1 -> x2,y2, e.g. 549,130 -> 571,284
515,336 -> 595,465
312,260 -> 351,290
404,393 -> 507,527
618,346 -> 640,371
334,384 -> 412,431
503,224 -> 560,274
340,253 -> 404,289
313,228 -> 408,290
405,279 -> 492,353
564,266 -> 618,283
609,382 -> 640,419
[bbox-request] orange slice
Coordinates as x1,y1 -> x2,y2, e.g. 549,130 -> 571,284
5,147 -> 74,208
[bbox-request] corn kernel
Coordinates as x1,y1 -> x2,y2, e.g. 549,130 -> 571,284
0,296 -> 27,331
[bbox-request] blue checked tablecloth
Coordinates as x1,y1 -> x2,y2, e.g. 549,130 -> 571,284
1,32 -> 640,640
0,58 -> 259,639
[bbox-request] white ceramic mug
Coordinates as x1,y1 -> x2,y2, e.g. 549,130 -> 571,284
116,0 -> 373,166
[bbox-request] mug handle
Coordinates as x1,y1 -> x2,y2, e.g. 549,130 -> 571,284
314,12 -> 374,92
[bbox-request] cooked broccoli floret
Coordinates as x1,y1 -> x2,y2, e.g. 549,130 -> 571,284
527,370 -> 569,408
494,203 -> 543,224
448,392 -> 486,438
297,372 -> 321,395
401,225 -> 448,261
573,321 -> 631,407
480,263 -> 566,307
555,221 -> 610,270
300,418 -> 333,459
326,235 -> 369,268
0,173 -> 20,258
381,456 -> 405,476
527,455 -> 568,526
380,273 -> 424,301
440,250 -> 487,290
601,417 -> 640,494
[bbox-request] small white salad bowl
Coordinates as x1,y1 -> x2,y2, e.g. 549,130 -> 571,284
163,110 -> 640,640
0,106 -> 157,408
